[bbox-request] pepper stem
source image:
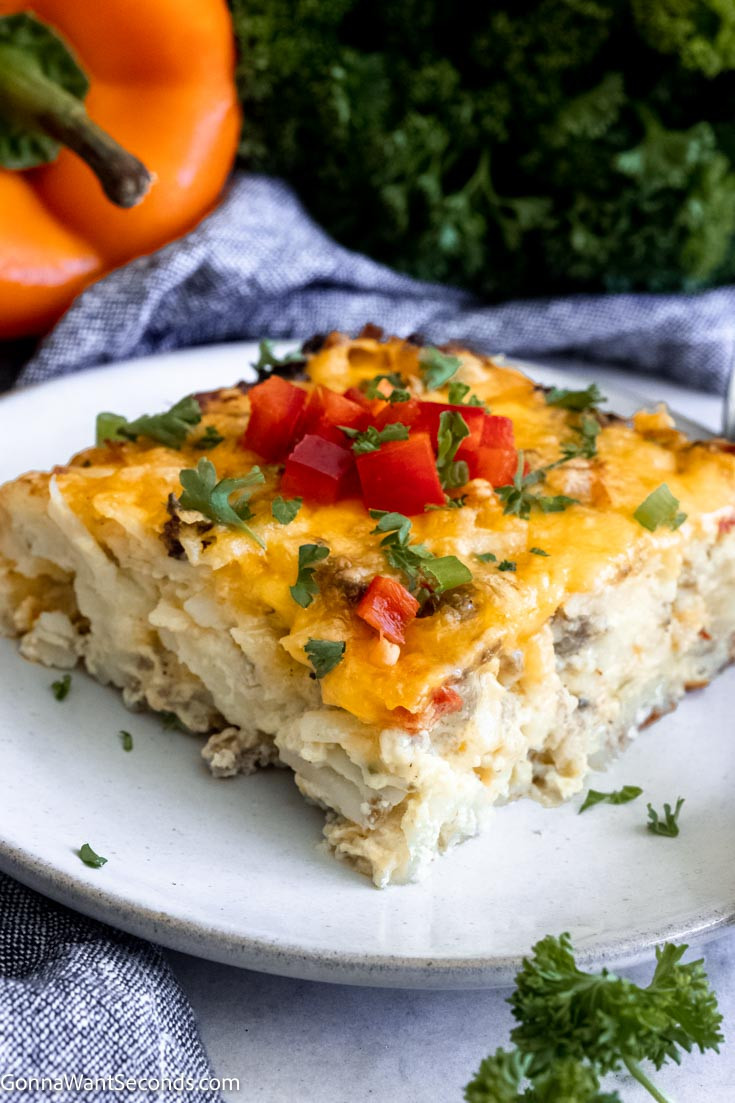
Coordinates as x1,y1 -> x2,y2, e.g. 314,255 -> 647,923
0,44 -> 151,208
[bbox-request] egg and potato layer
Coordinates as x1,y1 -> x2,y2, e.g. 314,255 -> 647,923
3,332 -> 735,885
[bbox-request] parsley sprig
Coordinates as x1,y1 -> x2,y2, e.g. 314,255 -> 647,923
178,458 -> 265,547
465,932 -> 723,1103
496,453 -> 578,520
647,797 -> 685,837
272,496 -> 302,525
545,383 -> 606,411
79,843 -> 107,869
436,410 -> 470,489
419,347 -> 461,390
159,711 -> 186,732
96,395 -> 202,450
193,424 -> 225,450
51,673 -> 71,701
494,408 -> 604,519
475,552 -> 516,571
579,785 -> 643,814
341,422 -> 409,454
252,338 -> 305,374
305,638 -> 345,678
370,510 -> 471,608
448,380 -> 489,411
426,496 -> 468,512
290,543 -> 330,607
559,414 -> 600,461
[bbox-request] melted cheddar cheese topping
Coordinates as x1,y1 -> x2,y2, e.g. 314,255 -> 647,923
54,334 -> 735,729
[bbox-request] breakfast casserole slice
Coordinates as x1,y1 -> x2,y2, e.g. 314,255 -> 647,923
3,330 -> 735,887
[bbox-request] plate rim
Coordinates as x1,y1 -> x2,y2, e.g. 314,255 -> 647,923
0,340 -> 730,989
3,834 -> 734,989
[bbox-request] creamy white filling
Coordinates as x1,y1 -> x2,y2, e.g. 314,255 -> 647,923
3,478 -> 735,886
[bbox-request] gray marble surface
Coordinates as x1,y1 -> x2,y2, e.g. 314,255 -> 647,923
165,368 -> 732,1102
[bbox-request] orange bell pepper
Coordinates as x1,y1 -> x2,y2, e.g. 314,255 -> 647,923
0,0 -> 240,339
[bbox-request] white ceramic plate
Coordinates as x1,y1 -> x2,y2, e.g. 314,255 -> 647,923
1,343 -> 733,989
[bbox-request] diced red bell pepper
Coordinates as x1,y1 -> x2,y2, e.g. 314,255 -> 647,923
481,415 -> 515,449
356,575 -> 420,645
344,385 -> 393,421
391,684 -> 463,733
344,386 -> 373,411
372,398 -> 422,431
413,403 -> 515,455
356,433 -> 445,515
302,386 -> 370,444
469,446 -> 518,486
242,376 -> 307,461
281,434 -> 358,504
431,685 -> 463,718
413,405 -> 516,483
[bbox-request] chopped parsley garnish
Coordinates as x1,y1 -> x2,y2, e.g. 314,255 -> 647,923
370,510 -> 471,608
464,932 -> 723,1103
496,452 -> 578,520
119,730 -> 133,752
447,380 -> 489,411
96,395 -> 202,450
159,711 -> 186,732
544,382 -> 606,410
193,424 -> 225,450
579,785 -> 643,813
647,796 -> 685,837
634,484 -> 687,532
305,638 -> 345,678
371,510 -> 411,543
476,552 -> 516,571
361,372 -> 411,403
290,543 -> 330,607
340,422 -> 409,454
494,415 -> 600,523
529,547 -> 549,556
79,843 -> 107,869
436,410 -> 470,489
51,674 -> 71,701
178,458 -> 265,547
418,346 -> 461,390
272,495 -> 302,525
559,414 -> 600,461
252,338 -> 305,373
426,494 -> 468,512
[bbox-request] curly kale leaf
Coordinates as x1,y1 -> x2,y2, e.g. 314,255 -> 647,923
632,0 -> 735,77
232,0 -> 735,298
